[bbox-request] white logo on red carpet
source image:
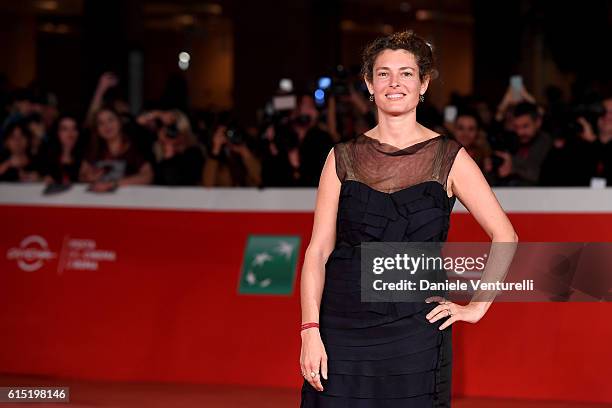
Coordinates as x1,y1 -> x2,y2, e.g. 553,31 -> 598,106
6,236 -> 117,273
6,235 -> 57,272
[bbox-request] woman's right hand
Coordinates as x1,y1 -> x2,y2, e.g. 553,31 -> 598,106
300,327 -> 328,391
96,72 -> 118,94
577,116 -> 597,142
211,125 -> 228,156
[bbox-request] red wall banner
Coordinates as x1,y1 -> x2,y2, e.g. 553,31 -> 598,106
1,184 -> 611,403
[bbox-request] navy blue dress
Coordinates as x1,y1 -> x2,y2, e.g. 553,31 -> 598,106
300,133 -> 464,407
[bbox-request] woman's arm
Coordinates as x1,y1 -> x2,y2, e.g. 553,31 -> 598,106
300,147 -> 340,391
429,147 -> 519,329
0,159 -> 12,176
202,156 -> 220,186
301,147 -> 340,325
84,72 -> 118,128
239,147 -> 262,187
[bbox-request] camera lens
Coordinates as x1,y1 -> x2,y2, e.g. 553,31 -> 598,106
165,123 -> 178,139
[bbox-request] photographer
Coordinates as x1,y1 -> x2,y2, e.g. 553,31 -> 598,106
202,120 -> 261,187
138,109 -> 205,186
326,69 -> 377,143
261,94 -> 334,187
559,96 -> 612,186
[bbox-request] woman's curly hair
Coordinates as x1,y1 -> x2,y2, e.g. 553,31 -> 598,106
360,30 -> 436,84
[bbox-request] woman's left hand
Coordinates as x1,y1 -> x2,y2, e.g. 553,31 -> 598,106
90,180 -> 118,192
425,296 -> 487,330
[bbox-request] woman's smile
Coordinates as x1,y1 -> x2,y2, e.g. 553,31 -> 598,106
385,92 -> 406,100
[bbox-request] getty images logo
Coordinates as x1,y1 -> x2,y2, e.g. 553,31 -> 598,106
6,235 -> 57,272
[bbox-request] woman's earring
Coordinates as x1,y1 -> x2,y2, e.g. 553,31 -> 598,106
369,94 -> 374,101
419,94 -> 425,103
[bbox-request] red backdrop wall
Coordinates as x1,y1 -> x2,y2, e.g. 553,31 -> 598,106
1,203 -> 611,403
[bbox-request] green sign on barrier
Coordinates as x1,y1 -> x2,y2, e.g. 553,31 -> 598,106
238,235 -> 301,295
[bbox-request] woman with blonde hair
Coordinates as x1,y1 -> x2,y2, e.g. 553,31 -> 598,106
146,109 -> 205,186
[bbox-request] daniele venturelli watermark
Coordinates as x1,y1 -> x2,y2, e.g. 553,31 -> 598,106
361,242 -> 612,303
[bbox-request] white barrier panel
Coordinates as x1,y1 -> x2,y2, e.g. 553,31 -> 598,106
1,182 -> 611,213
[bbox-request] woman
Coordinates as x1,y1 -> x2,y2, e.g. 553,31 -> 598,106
0,121 -> 40,182
202,120 -> 261,187
41,114 -> 84,184
152,109 -> 205,186
79,106 -> 153,192
299,30 -> 518,407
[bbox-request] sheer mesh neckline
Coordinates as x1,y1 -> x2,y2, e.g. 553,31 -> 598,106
360,133 -> 444,154
334,132 -> 463,195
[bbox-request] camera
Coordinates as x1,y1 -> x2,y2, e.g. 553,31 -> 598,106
487,132 -> 518,172
225,126 -> 245,145
155,118 -> 179,139
548,102 -> 603,142
315,65 -> 369,106
293,114 -> 312,126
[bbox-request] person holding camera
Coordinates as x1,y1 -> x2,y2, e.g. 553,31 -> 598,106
290,94 -> 335,186
559,96 -> 612,186
202,121 -> 261,187
261,94 -> 335,187
138,109 -> 205,186
325,75 -> 377,143
587,96 -> 612,184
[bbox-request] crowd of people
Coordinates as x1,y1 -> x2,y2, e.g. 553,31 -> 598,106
1,70 -> 611,191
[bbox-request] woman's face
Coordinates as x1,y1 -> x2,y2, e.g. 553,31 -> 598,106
5,128 -> 28,155
454,115 -> 479,146
96,110 -> 121,141
366,49 -> 429,116
58,117 -> 79,148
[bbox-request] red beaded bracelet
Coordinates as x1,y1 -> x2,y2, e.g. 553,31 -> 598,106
301,322 -> 320,331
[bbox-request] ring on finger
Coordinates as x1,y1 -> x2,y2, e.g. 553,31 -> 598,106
310,371 -> 319,378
